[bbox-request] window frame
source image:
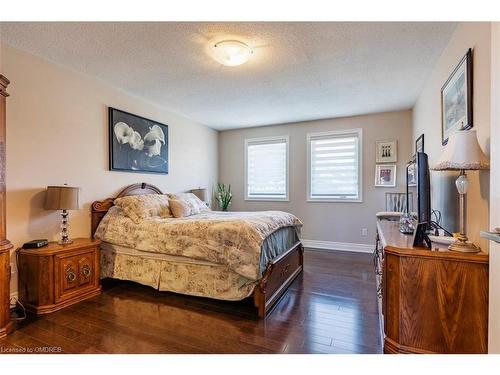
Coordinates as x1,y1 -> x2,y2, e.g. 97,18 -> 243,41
307,128 -> 363,203
244,135 -> 290,202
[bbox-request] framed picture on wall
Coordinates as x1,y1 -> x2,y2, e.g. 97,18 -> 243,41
407,160 -> 417,187
441,48 -> 473,145
375,140 -> 397,163
109,107 -> 169,174
375,164 -> 397,187
415,134 -> 424,153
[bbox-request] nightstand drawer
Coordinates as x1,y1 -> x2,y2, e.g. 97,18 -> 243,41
55,250 -> 97,303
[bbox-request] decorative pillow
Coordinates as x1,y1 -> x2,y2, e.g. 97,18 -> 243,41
166,192 -> 210,212
113,194 -> 172,223
168,198 -> 201,218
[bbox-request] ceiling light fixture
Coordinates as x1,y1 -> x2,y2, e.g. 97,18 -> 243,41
213,40 -> 253,67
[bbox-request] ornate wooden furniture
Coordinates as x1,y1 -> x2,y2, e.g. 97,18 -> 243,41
0,75 -> 13,338
91,182 -> 304,318
17,238 -> 102,314
375,220 -> 488,353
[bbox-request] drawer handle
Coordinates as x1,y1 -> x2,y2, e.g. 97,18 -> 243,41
67,269 -> 76,282
81,265 -> 91,277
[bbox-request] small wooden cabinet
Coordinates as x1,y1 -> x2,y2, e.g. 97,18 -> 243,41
377,220 -> 489,354
17,238 -> 101,314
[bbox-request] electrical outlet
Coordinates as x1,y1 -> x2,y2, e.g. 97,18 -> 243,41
361,228 -> 368,236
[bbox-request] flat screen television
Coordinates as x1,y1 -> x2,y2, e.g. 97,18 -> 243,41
416,152 -> 431,231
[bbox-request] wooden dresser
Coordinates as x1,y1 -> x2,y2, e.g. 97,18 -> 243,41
17,238 -> 102,314
0,75 -> 13,338
375,220 -> 489,354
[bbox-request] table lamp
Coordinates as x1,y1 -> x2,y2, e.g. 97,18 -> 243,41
45,185 -> 80,244
433,130 -> 489,252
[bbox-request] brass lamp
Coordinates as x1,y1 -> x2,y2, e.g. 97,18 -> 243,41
45,185 -> 80,245
433,130 -> 489,252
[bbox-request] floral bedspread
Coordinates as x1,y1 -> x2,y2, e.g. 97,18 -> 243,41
94,207 -> 302,281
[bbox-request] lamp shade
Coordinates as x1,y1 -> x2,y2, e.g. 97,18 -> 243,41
433,130 -> 489,171
45,186 -> 80,210
191,188 -> 208,202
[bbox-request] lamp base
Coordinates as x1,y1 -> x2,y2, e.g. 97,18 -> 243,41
58,238 -> 73,245
448,239 -> 480,253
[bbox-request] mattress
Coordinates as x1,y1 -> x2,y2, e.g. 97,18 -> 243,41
101,242 -> 219,265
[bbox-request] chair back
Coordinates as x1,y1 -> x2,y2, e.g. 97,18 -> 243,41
385,192 -> 413,213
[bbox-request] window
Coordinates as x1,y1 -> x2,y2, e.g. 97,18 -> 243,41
307,129 -> 362,202
245,136 -> 289,201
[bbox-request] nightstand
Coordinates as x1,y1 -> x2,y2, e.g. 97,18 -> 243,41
17,238 -> 101,314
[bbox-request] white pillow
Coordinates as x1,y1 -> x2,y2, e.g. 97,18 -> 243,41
166,192 -> 209,212
114,194 -> 172,223
168,199 -> 200,218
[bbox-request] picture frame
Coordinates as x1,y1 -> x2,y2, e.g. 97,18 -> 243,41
375,164 -> 397,187
441,48 -> 473,145
375,140 -> 397,163
415,134 -> 424,153
407,159 -> 417,187
109,107 -> 169,174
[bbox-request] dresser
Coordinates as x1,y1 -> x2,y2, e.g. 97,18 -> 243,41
0,75 -> 13,338
375,220 -> 489,354
17,238 -> 102,314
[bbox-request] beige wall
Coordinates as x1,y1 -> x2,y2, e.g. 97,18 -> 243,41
219,110 -> 412,245
1,43 -> 219,295
489,22 -> 500,353
412,22 -> 491,250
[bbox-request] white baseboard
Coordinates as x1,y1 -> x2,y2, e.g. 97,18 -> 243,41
301,239 -> 373,253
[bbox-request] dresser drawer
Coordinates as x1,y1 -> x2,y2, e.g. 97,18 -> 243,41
55,249 -> 97,303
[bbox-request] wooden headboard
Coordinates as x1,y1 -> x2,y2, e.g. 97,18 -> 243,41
90,182 -> 164,237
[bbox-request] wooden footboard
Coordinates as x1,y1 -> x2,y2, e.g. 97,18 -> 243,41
253,241 -> 304,318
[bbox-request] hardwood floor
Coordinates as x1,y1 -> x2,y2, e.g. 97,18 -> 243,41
0,249 -> 382,354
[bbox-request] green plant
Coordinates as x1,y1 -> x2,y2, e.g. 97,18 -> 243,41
216,183 -> 232,211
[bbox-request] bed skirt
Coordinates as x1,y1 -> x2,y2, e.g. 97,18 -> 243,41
100,244 -> 257,301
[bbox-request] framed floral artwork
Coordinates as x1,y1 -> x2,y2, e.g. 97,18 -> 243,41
109,107 -> 169,174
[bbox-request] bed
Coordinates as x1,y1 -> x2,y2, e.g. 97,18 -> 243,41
91,183 -> 304,318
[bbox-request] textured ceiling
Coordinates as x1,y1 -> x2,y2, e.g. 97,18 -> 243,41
0,22 -> 456,130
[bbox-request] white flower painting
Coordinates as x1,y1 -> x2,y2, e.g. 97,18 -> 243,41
109,108 -> 168,174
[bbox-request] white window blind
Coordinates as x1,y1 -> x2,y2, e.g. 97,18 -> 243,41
308,129 -> 362,202
245,136 -> 288,200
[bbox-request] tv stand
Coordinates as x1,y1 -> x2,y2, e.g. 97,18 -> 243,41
375,219 -> 488,353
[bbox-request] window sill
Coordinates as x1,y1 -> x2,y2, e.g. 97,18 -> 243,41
307,198 -> 363,203
245,198 -> 290,202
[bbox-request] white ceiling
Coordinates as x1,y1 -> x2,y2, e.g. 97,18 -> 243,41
0,22 -> 456,130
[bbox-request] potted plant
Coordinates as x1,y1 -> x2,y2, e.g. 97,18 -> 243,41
216,183 -> 232,211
